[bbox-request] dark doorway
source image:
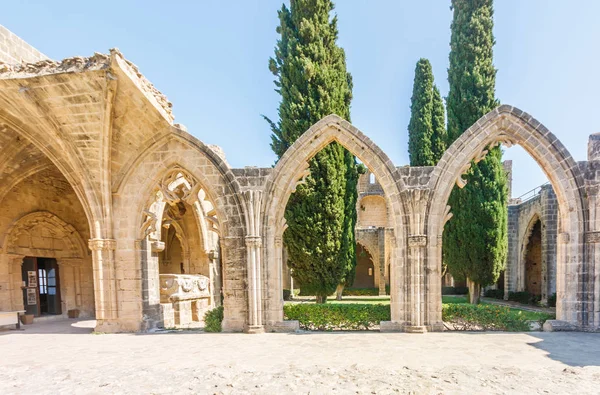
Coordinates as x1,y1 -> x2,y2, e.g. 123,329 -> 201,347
351,244 -> 375,288
525,220 -> 542,296
22,257 -> 61,316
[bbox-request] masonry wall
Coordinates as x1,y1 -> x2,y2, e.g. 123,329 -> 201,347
0,25 -> 48,64
505,184 -> 558,301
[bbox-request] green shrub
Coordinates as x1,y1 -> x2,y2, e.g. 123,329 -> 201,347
484,289 -> 504,299
442,303 -> 530,331
507,291 -> 541,305
343,288 -> 379,296
204,306 -> 224,332
283,303 -> 390,331
547,293 -> 557,307
442,286 -> 469,295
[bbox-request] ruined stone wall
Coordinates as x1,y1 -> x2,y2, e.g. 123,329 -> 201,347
505,184 -> 558,301
358,195 -> 388,228
0,25 -> 48,64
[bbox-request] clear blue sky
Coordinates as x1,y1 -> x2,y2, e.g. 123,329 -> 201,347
3,1 -> 599,197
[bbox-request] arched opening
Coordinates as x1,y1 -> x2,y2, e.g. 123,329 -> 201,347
427,105 -> 585,328
523,219 -> 542,297
262,115 -> 407,330
114,134 -> 246,332
139,168 -> 222,329
353,244 -> 375,289
0,134 -> 95,320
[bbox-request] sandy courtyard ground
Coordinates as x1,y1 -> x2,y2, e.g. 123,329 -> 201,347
1,319 -> 600,394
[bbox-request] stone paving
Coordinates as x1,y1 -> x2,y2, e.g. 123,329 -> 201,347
1,319 -> 600,394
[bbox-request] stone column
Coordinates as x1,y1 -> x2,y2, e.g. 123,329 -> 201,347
245,236 -> 263,332
138,238 -> 163,330
377,227 -> 386,296
242,190 -> 265,333
406,235 -> 427,333
88,238 -> 119,331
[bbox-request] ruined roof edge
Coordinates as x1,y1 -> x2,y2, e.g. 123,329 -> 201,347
0,48 -> 174,123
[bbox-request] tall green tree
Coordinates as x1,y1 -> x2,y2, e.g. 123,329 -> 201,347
430,86 -> 447,162
443,0 -> 507,304
265,0 -> 358,303
408,59 -> 434,166
408,58 -> 447,166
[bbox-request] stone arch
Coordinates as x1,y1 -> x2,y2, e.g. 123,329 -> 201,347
114,134 -> 247,331
3,211 -> 87,258
0,111 -> 101,235
261,114 -> 406,327
427,105 -> 586,325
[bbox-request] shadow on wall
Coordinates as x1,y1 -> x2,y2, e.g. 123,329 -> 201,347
526,332 -> 600,367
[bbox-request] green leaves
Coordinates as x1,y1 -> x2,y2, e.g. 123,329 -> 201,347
408,58 -> 447,166
203,306 -> 224,332
268,0 -> 358,301
443,0 -> 507,294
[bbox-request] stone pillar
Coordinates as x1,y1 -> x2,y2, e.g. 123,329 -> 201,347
138,238 -> 163,330
88,238 -> 119,331
377,227 -> 386,296
245,235 -> 264,333
242,190 -> 264,333
406,235 -> 427,333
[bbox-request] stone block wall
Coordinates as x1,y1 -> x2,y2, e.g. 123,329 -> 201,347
505,184 -> 557,301
0,25 -> 48,64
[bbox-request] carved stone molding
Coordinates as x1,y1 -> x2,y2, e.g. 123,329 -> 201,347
274,236 -> 283,248
408,235 -> 427,247
160,167 -> 197,204
585,231 -> 600,243
88,238 -> 116,251
245,236 -> 262,248
456,163 -> 471,189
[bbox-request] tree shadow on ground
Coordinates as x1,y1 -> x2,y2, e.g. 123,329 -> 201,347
525,332 -> 600,367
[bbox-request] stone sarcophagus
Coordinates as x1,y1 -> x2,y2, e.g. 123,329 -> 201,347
159,274 -> 211,328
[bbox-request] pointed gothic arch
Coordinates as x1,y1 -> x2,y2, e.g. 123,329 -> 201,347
261,114 -> 407,328
426,105 -> 586,326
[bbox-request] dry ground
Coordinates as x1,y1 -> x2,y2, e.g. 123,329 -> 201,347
1,319 -> 600,394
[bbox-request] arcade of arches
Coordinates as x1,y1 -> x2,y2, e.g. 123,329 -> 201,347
2,49 -> 600,333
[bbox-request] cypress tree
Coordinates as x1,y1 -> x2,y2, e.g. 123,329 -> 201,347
443,0 -> 507,304
430,85 -> 447,162
265,0 -> 358,303
408,59 -> 447,166
408,59 -> 435,166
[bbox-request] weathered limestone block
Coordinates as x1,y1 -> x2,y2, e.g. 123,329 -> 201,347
174,301 -> 192,326
543,320 -> 577,332
161,303 -> 175,328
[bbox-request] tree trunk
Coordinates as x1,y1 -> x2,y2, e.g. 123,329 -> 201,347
335,284 -> 345,301
316,295 -> 327,304
467,278 -> 481,304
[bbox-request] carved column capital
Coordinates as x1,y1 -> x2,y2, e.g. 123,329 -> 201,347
88,238 -> 116,251
245,236 -> 262,248
407,235 -> 427,247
